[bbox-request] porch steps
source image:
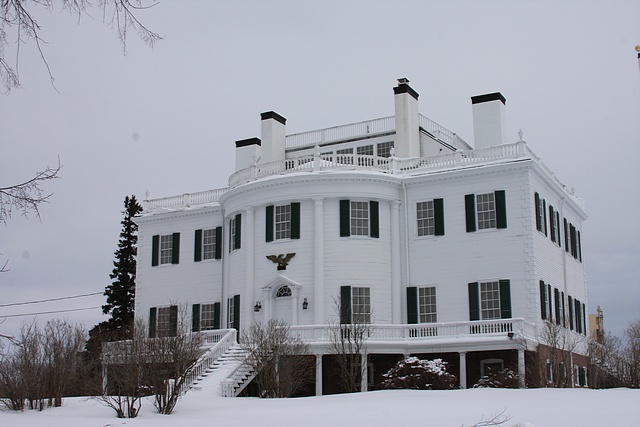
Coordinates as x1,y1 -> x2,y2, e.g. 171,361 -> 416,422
191,345 -> 247,385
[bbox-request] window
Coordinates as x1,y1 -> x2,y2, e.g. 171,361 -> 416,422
340,200 -> 379,238
227,295 -> 240,330
481,358 -> 504,377
152,233 -> 180,266
418,287 -> 437,323
266,203 -> 300,241
202,229 -> 217,260
376,141 -> 394,158
468,280 -> 511,321
465,191 -> 507,232
352,287 -> 371,323
230,214 -> 241,251
480,281 -> 501,320
195,228 -> 222,262
340,286 -> 371,324
149,305 -> 177,338
357,145 -> 374,166
192,303 -> 220,332
534,192 -> 547,235
336,148 -> 353,164
549,205 -> 559,244
417,199 -> 444,236
276,285 -> 292,297
539,280 -> 549,320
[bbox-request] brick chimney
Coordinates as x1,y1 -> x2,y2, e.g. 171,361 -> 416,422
393,78 -> 420,158
259,111 -> 287,164
471,92 -> 507,149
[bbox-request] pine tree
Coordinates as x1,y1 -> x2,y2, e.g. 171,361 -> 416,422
102,195 -> 143,339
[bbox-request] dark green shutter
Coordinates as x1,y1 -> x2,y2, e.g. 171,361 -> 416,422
556,212 -> 561,247
194,229 -> 202,262
554,288 -> 561,324
568,296 -> 574,330
540,281 -> 547,320
561,292 -> 566,327
149,307 -> 157,338
495,190 -> 507,229
265,205 -> 274,242
547,284 -> 553,323
575,299 -> 582,334
235,214 -> 242,250
233,295 -> 241,331
215,227 -> 222,259
499,279 -> 511,319
582,303 -> 586,335
543,200 -> 547,236
549,206 -> 555,242
169,305 -> 178,337
340,200 -> 351,237
370,200 -> 379,238
577,231 -> 582,262
534,192 -> 541,231
172,232 -> 180,264
213,302 -> 221,329
468,282 -> 480,321
564,218 -> 569,252
152,235 -> 159,266
340,286 -> 352,324
465,194 -> 476,232
407,287 -> 418,324
570,224 -> 577,258
291,202 -> 300,239
434,198 -> 445,236
192,304 -> 201,332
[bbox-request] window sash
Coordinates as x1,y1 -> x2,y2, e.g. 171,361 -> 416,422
417,200 -> 435,236
480,281 -> 501,320
376,141 -> 394,158
351,287 -> 371,323
202,229 -> 216,260
476,193 -> 497,230
200,303 -> 216,330
418,287 -> 437,323
350,201 -> 369,236
275,204 -> 292,240
227,297 -> 235,328
157,306 -> 171,337
159,235 -> 173,265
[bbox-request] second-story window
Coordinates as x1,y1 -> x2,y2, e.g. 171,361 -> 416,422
476,193 -> 496,230
152,233 -> 180,266
340,200 -> 379,238
350,201 -> 369,236
266,203 -> 300,242
275,205 -> 291,239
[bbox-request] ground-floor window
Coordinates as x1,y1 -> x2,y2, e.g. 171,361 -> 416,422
480,358 -> 504,376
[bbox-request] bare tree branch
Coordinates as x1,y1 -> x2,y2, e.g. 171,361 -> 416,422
0,156 -> 61,224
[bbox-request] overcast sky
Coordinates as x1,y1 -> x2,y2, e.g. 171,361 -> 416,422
1,1 -> 638,340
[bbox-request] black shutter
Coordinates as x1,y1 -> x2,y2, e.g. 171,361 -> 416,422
233,295 -> 241,331
564,218 -> 569,252
169,305 -> 178,337
554,288 -> 561,325
434,198 -> 445,236
548,284 -> 553,323
568,296 -> 574,330
215,227 -> 222,259
582,303 -> 586,335
556,212 -> 561,247
265,205 -> 274,242
468,282 -> 480,321
577,231 -> 582,262
499,279 -> 511,319
575,299 -> 582,334
213,302 -> 221,329
540,281 -> 547,320
340,286 -> 352,324
194,229 -> 202,262
235,214 -> 242,250
495,190 -> 507,229
370,200 -> 379,238
407,287 -> 418,324
340,200 -> 351,237
172,232 -> 180,264
534,192 -> 541,231
291,202 -> 301,239
549,205 -> 556,242
465,194 -> 476,232
152,235 -> 160,266
561,292 -> 566,327
192,304 -> 201,332
149,307 -> 157,338
543,199 -> 548,236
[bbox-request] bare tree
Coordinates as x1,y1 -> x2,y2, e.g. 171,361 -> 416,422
1,1 -> 161,93
240,319 -> 313,398
538,319 -> 583,388
623,320 -> 640,388
588,332 -> 625,388
326,297 -> 371,393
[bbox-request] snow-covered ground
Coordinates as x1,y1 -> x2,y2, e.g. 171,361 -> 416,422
1,387 -> 638,427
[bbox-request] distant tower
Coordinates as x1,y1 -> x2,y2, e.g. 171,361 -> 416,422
637,45 -> 640,71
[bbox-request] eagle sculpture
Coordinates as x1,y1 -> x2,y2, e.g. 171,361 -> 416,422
266,253 -> 296,270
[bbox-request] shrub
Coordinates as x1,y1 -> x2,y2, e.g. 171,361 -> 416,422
381,357 -> 458,390
473,368 -> 519,389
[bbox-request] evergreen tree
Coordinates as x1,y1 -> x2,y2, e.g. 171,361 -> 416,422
102,195 -> 143,338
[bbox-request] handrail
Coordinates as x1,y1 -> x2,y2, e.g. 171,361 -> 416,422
220,350 -> 255,397
181,329 -> 237,394
285,116 -> 396,149
143,187 -> 229,211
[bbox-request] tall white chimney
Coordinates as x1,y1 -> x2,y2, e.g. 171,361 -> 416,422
259,111 -> 286,164
393,78 -> 420,158
235,137 -> 261,172
471,92 -> 507,149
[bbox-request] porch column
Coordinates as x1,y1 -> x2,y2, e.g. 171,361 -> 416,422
360,352 -> 368,392
313,197 -> 325,324
291,286 -> 300,325
244,207 -> 256,326
390,200 -> 402,324
459,352 -> 467,389
315,354 -> 323,396
518,349 -> 526,388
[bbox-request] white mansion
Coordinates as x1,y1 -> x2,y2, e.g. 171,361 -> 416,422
133,79 -> 589,394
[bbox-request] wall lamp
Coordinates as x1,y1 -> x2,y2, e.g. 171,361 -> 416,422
302,298 -> 308,310
507,332 -> 514,340
254,301 -> 262,312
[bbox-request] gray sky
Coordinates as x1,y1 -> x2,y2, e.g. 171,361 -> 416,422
1,1 -> 638,340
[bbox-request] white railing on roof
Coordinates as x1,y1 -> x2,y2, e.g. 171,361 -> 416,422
144,187 -> 229,211
419,114 -> 468,149
288,318 -> 536,343
285,116 -> 395,149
